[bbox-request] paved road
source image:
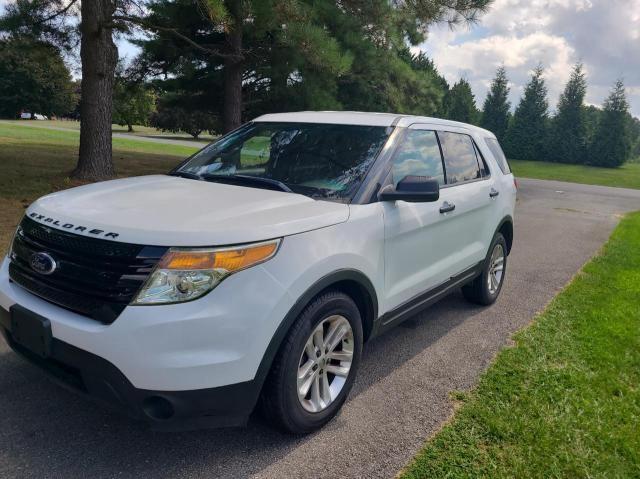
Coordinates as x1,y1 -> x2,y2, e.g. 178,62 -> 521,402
0,120 -> 207,148
1,179 -> 639,479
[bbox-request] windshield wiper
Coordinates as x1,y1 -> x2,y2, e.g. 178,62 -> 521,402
201,174 -> 293,193
168,171 -> 202,180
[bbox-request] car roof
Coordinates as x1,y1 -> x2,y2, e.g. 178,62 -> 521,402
253,111 -> 495,138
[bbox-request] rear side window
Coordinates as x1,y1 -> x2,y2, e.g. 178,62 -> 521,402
391,130 -> 445,186
485,138 -> 511,174
473,142 -> 490,178
438,132 -> 481,185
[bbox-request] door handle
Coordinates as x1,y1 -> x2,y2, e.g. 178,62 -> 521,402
439,201 -> 456,214
489,188 -> 500,198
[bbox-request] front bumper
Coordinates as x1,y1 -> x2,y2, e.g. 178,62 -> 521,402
0,253 -> 296,429
0,306 -> 259,429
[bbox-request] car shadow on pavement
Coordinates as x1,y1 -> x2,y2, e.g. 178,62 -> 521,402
0,291 -> 483,478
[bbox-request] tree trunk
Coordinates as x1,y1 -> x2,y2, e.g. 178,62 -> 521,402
72,0 -> 118,180
127,123 -> 133,132
222,1 -> 243,133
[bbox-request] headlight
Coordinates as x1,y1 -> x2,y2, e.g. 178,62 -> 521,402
131,239 -> 281,305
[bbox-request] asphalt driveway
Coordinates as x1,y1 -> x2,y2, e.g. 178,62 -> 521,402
1,178 -> 639,478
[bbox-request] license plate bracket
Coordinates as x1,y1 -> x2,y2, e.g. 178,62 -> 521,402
10,305 -> 52,358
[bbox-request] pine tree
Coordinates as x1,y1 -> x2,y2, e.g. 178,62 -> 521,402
446,79 -> 479,124
588,80 -> 632,167
402,50 -> 450,117
504,65 -> 549,160
480,66 -> 510,142
548,63 -> 587,163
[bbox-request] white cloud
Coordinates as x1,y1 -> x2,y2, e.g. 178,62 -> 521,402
417,0 -> 640,116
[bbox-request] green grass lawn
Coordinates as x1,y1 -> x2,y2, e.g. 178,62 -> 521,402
0,122 -> 200,251
1,119 -> 215,141
402,211 -> 640,478
510,159 -> 640,190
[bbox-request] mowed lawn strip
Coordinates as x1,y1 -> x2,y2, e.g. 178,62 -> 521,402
0,119 -> 215,141
510,158 -> 640,190
0,123 -> 200,251
0,123 -> 200,158
402,211 -> 640,479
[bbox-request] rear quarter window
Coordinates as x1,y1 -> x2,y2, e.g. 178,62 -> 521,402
485,138 -> 511,174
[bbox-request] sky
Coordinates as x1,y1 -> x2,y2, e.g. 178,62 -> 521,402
2,0 -> 639,117
414,0 -> 640,117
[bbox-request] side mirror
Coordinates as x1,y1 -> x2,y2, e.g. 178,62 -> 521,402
378,175 -> 440,203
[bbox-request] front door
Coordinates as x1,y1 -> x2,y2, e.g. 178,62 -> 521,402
382,126 -> 458,311
383,125 -> 497,313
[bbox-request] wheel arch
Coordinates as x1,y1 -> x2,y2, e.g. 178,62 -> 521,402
252,269 -> 378,394
496,215 -> 514,254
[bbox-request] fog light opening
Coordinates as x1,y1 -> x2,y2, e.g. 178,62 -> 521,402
142,396 -> 174,420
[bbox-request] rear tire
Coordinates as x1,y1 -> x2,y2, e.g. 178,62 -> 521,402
261,291 -> 363,434
462,232 -> 507,305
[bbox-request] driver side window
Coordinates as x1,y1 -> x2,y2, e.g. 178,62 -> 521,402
391,129 -> 445,187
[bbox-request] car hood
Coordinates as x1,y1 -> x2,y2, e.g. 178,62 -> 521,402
26,175 -> 350,246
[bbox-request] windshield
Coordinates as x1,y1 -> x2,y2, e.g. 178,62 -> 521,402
173,122 -> 392,201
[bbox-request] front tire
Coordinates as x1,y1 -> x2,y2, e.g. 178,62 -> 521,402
261,291 -> 363,434
462,232 -> 507,305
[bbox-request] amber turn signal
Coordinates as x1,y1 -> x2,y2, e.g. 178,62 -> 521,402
158,241 -> 280,272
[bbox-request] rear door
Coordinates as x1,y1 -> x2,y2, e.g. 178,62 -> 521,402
436,130 -> 497,274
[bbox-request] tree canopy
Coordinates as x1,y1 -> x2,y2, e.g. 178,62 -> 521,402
113,74 -> 156,132
588,80 -> 632,167
481,66 -> 510,142
547,63 -> 588,163
138,0 -> 491,133
445,79 -> 479,124
504,65 -> 549,161
0,36 -> 76,118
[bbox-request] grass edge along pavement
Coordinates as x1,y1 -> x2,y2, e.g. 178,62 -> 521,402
401,211 -> 640,479
509,158 -> 640,190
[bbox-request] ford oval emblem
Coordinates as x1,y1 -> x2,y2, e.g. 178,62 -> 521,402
30,252 -> 57,275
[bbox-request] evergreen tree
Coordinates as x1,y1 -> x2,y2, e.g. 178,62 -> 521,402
401,50 -> 450,116
480,66 -> 510,142
588,80 -> 632,167
139,1 -> 492,131
629,115 -> 640,160
583,105 -> 602,146
504,65 -> 549,160
548,63 -> 587,163
446,79 -> 479,124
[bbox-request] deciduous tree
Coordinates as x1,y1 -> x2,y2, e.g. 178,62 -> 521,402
112,65 -> 156,132
0,37 -> 76,118
0,0 -> 141,180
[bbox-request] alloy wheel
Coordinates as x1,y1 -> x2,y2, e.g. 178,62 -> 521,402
487,243 -> 505,295
296,315 -> 354,413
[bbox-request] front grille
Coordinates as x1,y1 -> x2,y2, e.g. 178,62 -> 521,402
9,217 -> 168,324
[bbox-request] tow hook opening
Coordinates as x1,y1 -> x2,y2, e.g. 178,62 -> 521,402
142,396 -> 174,420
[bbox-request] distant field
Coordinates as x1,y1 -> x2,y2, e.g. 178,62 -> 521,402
0,122 -> 200,251
2,119 -> 214,142
509,159 -> 640,190
0,123 -> 200,158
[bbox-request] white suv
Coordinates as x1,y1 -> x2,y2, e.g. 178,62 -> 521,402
0,112 -> 516,433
